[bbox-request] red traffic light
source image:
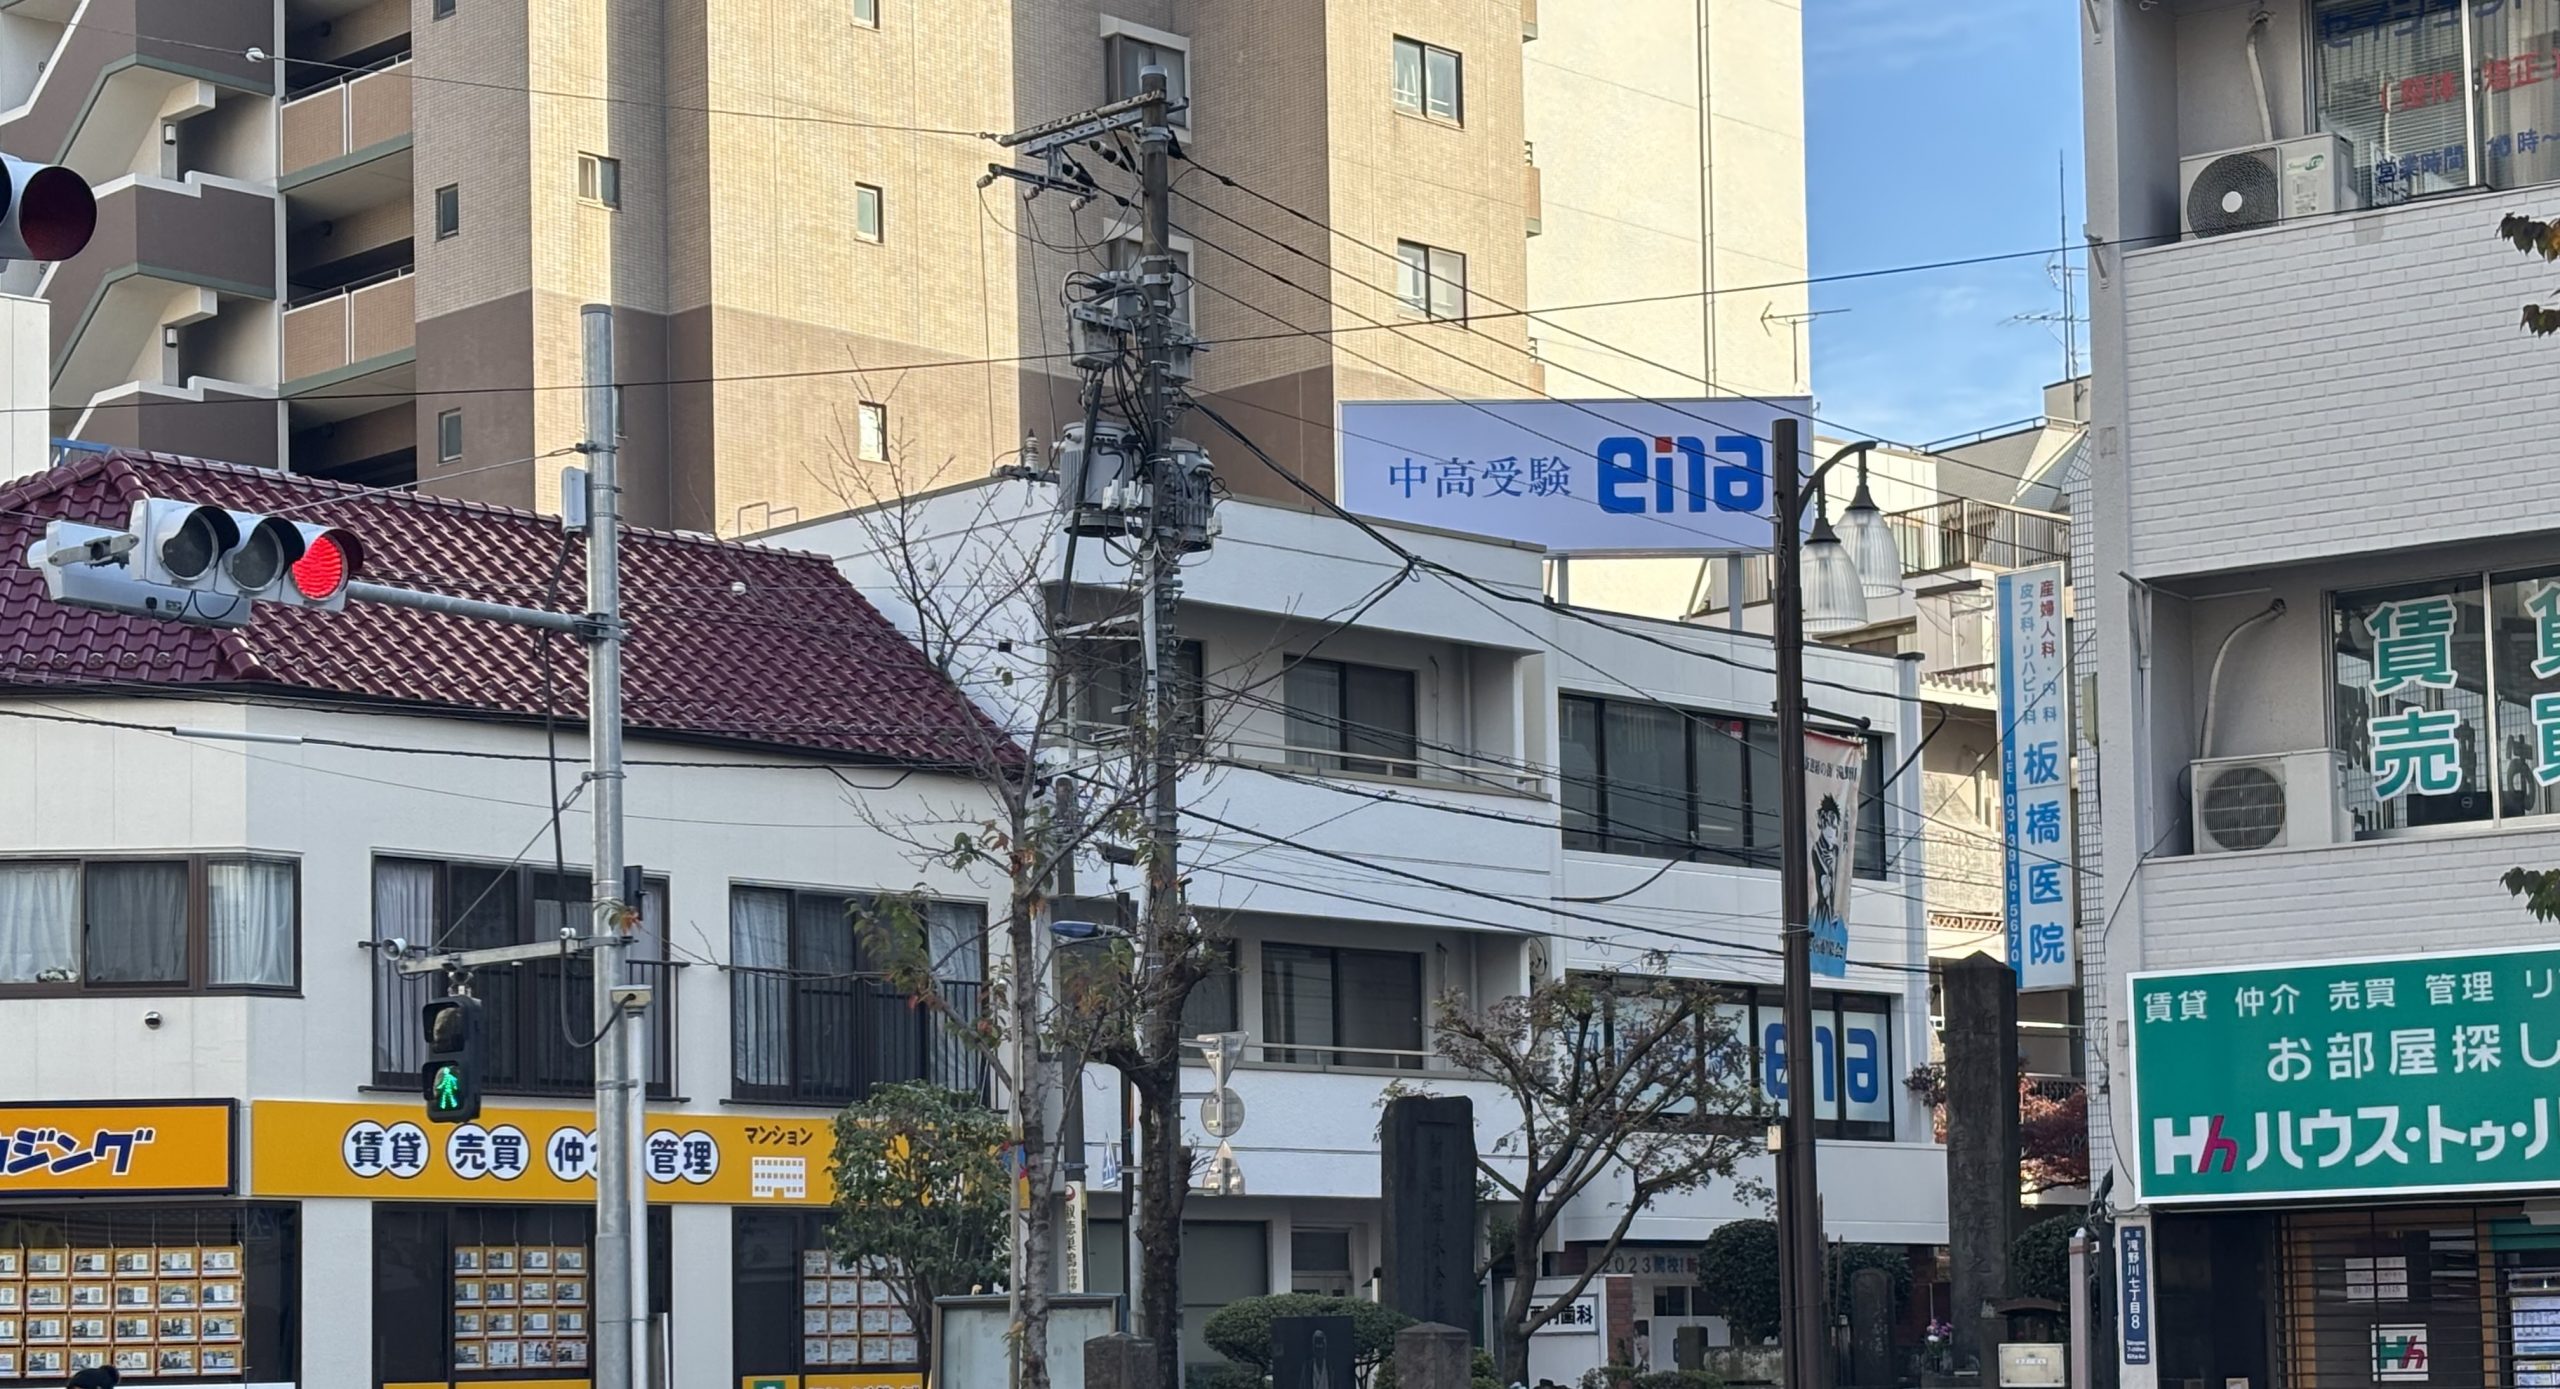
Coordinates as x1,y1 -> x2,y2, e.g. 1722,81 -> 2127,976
291,531 -> 353,601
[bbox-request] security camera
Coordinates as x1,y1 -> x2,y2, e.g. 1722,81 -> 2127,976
48,531 -> 135,567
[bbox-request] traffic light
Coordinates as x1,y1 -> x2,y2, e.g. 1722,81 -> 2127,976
27,498 -> 366,627
420,995 -> 483,1124
0,154 -> 94,262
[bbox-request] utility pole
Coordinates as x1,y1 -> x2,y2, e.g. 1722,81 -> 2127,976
581,303 -> 647,1389
1131,65 -> 1188,1389
992,65 -> 1207,1389
1771,413 -> 1827,1389
1771,417 -> 1883,1389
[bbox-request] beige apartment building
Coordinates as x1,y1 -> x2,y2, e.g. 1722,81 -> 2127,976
3,0 -> 1804,535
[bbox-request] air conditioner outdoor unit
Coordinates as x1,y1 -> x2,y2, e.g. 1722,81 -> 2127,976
2190,749 -> 2351,855
2180,132 -> 2360,238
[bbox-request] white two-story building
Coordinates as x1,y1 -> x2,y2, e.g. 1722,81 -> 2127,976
2087,3 -> 2560,1386
0,447 -> 1006,1388
796,475 -> 1948,1379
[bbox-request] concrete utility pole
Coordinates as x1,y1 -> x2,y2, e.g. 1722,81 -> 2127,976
1132,67 -> 1185,1388
581,303 -> 648,1389
994,65 -> 1208,1389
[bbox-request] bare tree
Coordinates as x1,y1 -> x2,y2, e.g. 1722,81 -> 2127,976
815,413 -> 1239,1389
1425,963 -> 1766,1385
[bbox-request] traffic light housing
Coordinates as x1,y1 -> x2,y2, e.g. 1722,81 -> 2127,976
26,498 -> 366,627
420,995 -> 483,1124
0,154 -> 94,262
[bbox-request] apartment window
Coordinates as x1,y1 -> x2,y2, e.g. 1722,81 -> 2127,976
729,885 -> 986,1105
1394,240 -> 1466,322
2324,567 -> 2560,840
855,183 -> 883,243
1104,27 -> 1190,129
433,0 -> 454,16
1283,657 -> 1417,776
1561,694 -> 1888,877
433,183 -> 459,238
852,0 -> 878,26
437,408 -> 462,464
0,857 -> 297,994
1066,635 -> 1205,748
1107,238 -> 1194,328
577,153 -> 621,209
371,857 -> 670,1094
856,401 -> 888,463
1391,37 -> 1462,123
1261,943 -> 1423,1069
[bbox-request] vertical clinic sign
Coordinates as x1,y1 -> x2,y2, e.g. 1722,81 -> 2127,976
1997,563 -> 2076,991
1802,731 -> 1865,979
1333,398 -> 1814,554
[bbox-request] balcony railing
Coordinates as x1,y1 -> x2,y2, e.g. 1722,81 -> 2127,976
730,971 -> 987,1106
279,55 -> 411,177
1226,737 -> 1544,796
374,955 -> 679,1098
1886,497 -> 2068,577
282,266 -> 413,383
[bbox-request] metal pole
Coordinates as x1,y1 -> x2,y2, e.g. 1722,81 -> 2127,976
582,302 -> 640,1389
2070,1228 -> 2093,1389
1772,414 -> 1826,1389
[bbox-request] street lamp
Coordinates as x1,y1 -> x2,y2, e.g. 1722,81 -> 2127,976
1770,419 -> 1901,1389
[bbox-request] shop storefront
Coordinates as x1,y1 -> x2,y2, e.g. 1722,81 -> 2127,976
247,1098 -> 916,1389
0,1100 -> 295,1384
2129,944 -> 2560,1388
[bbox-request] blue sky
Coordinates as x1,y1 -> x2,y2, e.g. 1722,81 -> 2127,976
1803,0 -> 2086,446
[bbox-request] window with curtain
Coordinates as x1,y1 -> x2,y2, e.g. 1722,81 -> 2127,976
206,859 -> 293,989
0,857 -> 298,992
0,863 -> 77,985
1562,694 -> 1891,878
371,856 -> 668,1095
1394,241 -> 1466,321
730,886 -> 987,1103
1283,657 -> 1418,776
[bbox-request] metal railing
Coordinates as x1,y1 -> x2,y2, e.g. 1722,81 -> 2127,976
1885,497 -> 2069,576
729,972 -> 987,1106
1191,1037 -> 1443,1074
1228,737 -> 1545,796
374,955 -> 679,1098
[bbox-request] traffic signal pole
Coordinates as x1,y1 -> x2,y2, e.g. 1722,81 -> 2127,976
581,303 -> 647,1389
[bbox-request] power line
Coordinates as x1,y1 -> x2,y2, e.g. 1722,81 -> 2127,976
1175,154 -> 2094,498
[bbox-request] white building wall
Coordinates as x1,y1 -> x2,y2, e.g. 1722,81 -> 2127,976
0,693 -> 998,1386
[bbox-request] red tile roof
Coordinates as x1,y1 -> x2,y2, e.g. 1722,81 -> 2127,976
0,449 -> 1011,766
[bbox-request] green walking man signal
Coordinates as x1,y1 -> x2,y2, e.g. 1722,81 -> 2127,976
420,995 -> 483,1125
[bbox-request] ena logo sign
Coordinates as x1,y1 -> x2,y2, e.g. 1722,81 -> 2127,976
1597,434 -> 1766,516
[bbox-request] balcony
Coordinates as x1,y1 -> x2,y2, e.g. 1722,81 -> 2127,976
283,267 -> 413,388
46,174 -> 277,411
374,957 -> 682,1099
0,0 -> 270,170
280,57 -> 410,182
729,972 -> 988,1107
1886,497 -> 2068,578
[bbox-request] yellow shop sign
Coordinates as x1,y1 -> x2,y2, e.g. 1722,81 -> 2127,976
251,1100 -> 833,1205
0,1100 -> 234,1197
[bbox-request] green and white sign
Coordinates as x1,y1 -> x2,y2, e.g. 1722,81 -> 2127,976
2131,945 -> 2560,1204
